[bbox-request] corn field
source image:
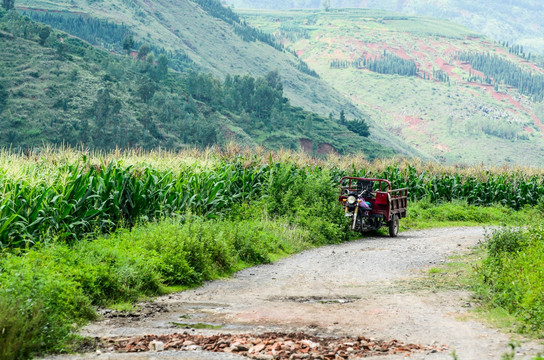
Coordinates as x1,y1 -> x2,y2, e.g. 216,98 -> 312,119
1,147 -> 543,249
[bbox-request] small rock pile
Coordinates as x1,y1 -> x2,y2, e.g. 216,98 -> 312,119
99,332 -> 447,359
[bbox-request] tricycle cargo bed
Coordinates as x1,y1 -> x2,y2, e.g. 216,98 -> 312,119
339,177 -> 408,237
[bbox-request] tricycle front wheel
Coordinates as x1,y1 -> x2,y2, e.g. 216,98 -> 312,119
388,215 -> 399,237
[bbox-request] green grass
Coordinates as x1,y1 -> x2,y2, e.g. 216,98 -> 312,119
475,226 -> 544,336
402,200 -> 544,230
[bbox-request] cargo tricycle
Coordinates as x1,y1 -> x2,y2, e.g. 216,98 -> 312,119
339,177 -> 407,237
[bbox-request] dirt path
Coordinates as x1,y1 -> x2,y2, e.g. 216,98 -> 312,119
51,228 -> 543,359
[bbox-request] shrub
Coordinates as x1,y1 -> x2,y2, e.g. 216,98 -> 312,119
0,250 -> 96,358
479,226 -> 544,334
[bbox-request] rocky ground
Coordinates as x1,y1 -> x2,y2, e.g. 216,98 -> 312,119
47,227 -> 544,360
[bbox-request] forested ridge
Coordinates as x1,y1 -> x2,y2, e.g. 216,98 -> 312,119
0,8 -> 382,155
330,51 -> 418,77
18,10 -> 195,71
457,52 -> 544,101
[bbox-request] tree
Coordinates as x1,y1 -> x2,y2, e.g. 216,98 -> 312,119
0,83 -> 8,113
339,110 -> 346,125
122,35 -> 134,55
137,43 -> 150,60
2,0 -> 14,10
38,26 -> 51,46
138,76 -> 156,103
346,119 -> 370,137
155,54 -> 169,81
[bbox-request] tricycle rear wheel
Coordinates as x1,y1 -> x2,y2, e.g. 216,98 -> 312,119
388,215 -> 399,237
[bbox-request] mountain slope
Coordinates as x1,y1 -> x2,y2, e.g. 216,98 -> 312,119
237,8 -> 544,165
0,8 -> 397,156
224,0 -> 544,55
15,0 -> 423,157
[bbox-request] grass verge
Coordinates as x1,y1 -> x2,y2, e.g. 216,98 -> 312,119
475,226 -> 544,337
402,199 -> 544,230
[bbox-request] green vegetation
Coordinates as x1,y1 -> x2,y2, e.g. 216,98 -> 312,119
18,10 -> 194,71
0,10 -> 389,155
2,149 -> 544,250
0,148 -> 351,359
0,216 -> 319,359
477,226 -> 544,336
403,200 -> 543,230
331,52 -> 418,77
225,0 -> 544,55
1,148 -> 544,358
14,0 -> 420,158
458,52 -> 544,101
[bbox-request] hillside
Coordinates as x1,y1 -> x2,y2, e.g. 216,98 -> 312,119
0,8 -> 399,156
224,0 -> 544,55
237,9 -> 544,165
13,0 -> 421,157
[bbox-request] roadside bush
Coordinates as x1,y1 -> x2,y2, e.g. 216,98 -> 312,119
265,166 -> 349,244
478,226 -> 544,334
0,250 -> 96,359
0,214 -> 314,359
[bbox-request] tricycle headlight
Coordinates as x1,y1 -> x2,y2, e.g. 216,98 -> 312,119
347,195 -> 357,204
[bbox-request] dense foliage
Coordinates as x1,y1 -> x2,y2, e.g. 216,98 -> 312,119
0,149 -> 349,359
330,52 -> 418,77
478,225 -> 544,335
457,51 -> 544,101
0,10 -> 382,155
2,150 -> 544,250
18,10 -> 194,71
1,148 -> 544,358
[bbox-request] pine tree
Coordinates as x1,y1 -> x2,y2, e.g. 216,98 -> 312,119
2,0 -> 14,10
123,35 -> 134,55
339,110 -> 346,125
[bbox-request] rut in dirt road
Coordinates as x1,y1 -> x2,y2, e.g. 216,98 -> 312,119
63,227 -> 544,360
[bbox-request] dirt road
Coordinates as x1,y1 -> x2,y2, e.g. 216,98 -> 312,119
53,227 -> 543,359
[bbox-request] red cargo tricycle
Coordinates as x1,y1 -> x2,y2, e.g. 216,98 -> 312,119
339,177 -> 407,237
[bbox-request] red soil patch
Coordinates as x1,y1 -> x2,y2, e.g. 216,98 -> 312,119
416,40 -> 437,55
389,47 -> 411,61
505,95 -> 524,110
531,115 -> 544,136
459,63 -> 485,78
491,91 -> 509,102
296,50 -> 306,57
412,50 -> 426,59
434,57 -> 462,81
520,60 -> 544,74
444,45 -> 459,56
405,116 -> 422,126
435,58 -> 453,75
525,126 -> 535,134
